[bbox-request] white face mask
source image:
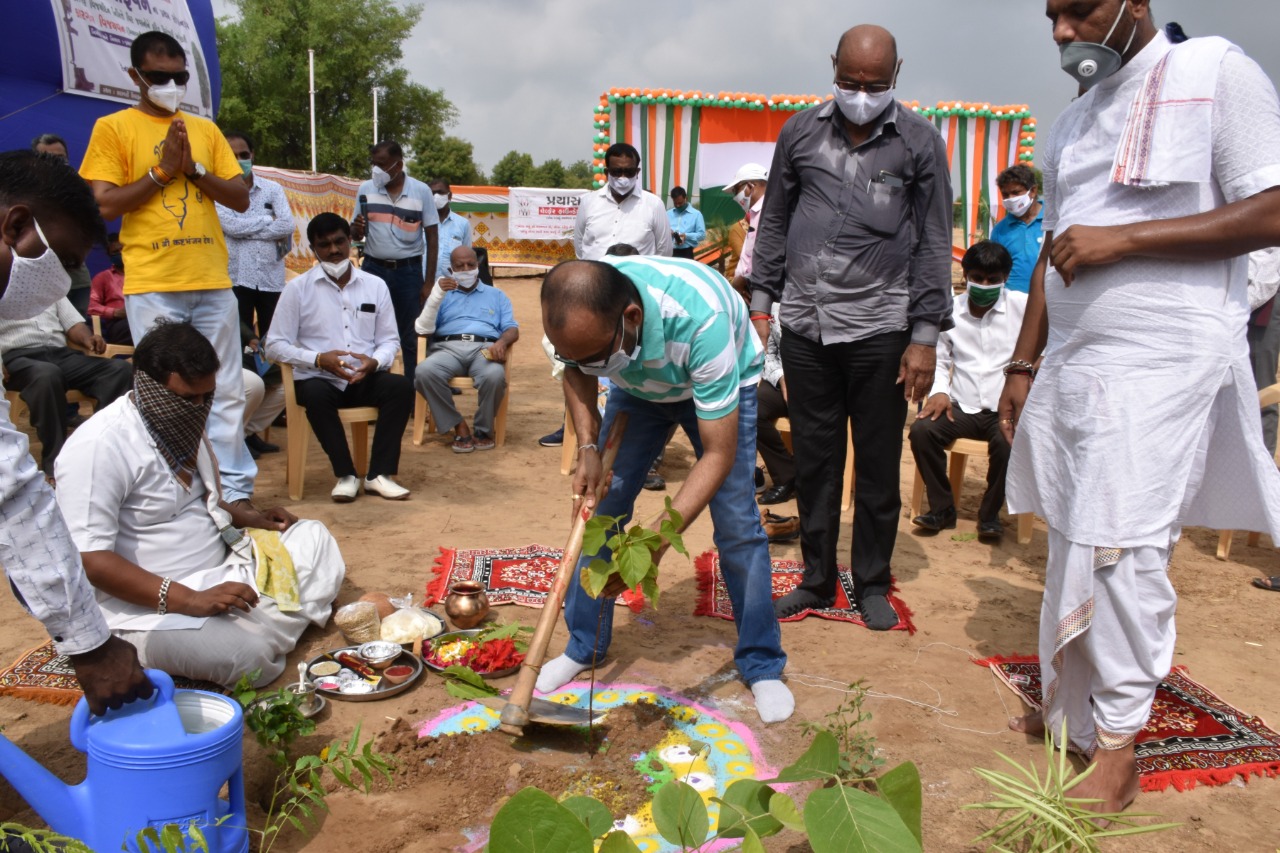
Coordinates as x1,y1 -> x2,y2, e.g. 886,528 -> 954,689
433,193 -> 450,210
607,173 -> 638,198
146,80 -> 185,114
577,319 -> 639,377
733,187 -> 752,211
1003,192 -> 1034,217
831,83 -> 895,126
372,162 -> 404,190
0,219 -> 72,321
451,269 -> 480,291
320,258 -> 351,280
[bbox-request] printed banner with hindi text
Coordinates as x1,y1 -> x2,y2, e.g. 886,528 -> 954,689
507,187 -> 587,240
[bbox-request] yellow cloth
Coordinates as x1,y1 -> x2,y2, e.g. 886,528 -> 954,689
79,109 -> 240,295
248,529 -> 301,612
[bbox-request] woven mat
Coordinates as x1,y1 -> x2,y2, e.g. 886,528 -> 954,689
978,654 -> 1280,792
0,642 -> 225,706
424,545 -> 645,612
692,550 -> 915,632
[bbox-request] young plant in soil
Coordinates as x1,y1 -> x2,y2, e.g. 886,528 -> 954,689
580,497 -> 687,610
965,717 -> 1179,851
799,678 -> 885,784
233,673 -> 394,853
0,820 -> 211,852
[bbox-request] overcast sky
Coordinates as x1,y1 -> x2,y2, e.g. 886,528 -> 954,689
212,0 -> 1279,176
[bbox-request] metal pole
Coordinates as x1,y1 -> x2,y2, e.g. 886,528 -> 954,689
372,86 -> 379,145
308,49 -> 317,173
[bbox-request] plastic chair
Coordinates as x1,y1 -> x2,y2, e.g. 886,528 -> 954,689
4,388 -> 95,421
89,315 -> 136,359
909,437 -> 1033,545
1216,382 -> 1280,560
411,337 -> 513,446
775,417 -> 855,513
279,352 -> 403,501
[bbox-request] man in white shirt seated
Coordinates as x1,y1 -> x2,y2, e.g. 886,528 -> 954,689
264,213 -> 414,502
909,241 -> 1026,540
414,246 -> 518,453
55,321 -> 345,688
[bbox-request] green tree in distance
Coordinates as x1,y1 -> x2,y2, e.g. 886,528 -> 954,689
490,150 -> 535,187
410,130 -> 485,185
215,0 -> 475,178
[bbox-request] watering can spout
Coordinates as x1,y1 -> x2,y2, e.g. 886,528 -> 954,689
0,732 -> 85,837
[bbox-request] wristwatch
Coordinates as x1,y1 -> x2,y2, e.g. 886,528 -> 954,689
186,162 -> 207,182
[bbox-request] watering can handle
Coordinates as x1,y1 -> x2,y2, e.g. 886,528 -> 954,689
69,669 -> 176,752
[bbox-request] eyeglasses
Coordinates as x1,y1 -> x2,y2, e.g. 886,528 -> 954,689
135,68 -> 191,86
553,310 -> 627,369
834,80 -> 893,95
606,167 -> 640,178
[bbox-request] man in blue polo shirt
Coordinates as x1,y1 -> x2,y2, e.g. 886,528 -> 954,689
534,255 -> 793,724
414,246 -> 519,453
989,164 -> 1044,294
351,140 -> 439,373
666,187 -> 705,260
430,178 -> 472,281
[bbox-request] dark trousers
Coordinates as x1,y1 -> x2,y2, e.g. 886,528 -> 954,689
756,379 -> 794,486
234,287 -> 281,340
781,328 -> 908,601
362,259 -> 423,373
99,316 -> 134,345
293,372 -> 413,478
3,347 -> 133,474
67,287 -> 90,320
908,406 -> 1010,523
672,247 -> 696,260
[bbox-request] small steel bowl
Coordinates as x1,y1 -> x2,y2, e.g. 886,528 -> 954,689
357,641 -> 402,670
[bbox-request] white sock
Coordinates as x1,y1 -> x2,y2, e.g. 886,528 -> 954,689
535,654 -> 586,694
751,679 -> 795,724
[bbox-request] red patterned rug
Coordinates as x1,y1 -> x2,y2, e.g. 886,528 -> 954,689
692,551 -> 915,633
977,654 -> 1280,793
0,642 -> 225,706
425,545 -> 645,612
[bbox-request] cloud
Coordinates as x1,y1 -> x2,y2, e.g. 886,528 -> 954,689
215,0 -> 1279,176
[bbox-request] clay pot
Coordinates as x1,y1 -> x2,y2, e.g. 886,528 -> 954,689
444,581 -> 490,629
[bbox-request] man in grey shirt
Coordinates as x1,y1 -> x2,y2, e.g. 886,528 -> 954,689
749,24 -> 952,629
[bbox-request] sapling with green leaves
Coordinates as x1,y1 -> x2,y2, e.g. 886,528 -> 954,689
580,496 -> 688,608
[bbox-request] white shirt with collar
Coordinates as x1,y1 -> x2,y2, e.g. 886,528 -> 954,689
573,186 -> 673,260
929,288 -> 1027,414
263,264 -> 400,389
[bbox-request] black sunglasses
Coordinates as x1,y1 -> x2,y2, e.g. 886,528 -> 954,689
607,167 -> 640,178
136,68 -> 191,86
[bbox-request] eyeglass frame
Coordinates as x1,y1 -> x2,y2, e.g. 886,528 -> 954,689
134,67 -> 191,87
552,306 -> 635,370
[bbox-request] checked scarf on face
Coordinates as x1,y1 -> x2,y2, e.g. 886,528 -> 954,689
133,369 -> 212,480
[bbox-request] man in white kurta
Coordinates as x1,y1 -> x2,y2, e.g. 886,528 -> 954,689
56,329 -> 345,688
1000,0 -> 1280,812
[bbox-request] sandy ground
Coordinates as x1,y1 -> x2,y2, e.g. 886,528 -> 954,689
1,273 -> 1279,851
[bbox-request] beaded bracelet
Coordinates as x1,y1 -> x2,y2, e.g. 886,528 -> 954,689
157,577 -> 173,616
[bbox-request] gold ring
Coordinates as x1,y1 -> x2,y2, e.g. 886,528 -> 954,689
1001,418 -> 1013,423
571,494 -> 583,500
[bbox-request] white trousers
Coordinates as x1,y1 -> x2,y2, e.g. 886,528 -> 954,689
242,369 -> 286,437
116,520 -> 345,688
1040,526 -> 1178,754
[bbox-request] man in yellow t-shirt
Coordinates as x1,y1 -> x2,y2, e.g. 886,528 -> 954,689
80,30 -> 257,504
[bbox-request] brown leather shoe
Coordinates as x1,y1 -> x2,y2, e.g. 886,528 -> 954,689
762,510 -> 800,542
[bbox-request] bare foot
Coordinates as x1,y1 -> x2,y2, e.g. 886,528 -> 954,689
1068,744 -> 1141,822
1009,709 -> 1046,736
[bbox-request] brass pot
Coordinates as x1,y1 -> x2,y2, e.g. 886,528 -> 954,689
444,580 -> 490,629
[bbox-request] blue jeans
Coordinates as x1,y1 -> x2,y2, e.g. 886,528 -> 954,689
561,385 -> 786,685
126,289 -> 257,501
362,259 -> 424,374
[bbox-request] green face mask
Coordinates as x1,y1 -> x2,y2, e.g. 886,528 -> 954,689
238,158 -> 253,178
967,281 -> 1003,307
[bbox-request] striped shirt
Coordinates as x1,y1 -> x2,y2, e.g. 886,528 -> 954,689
0,297 -> 83,354
603,256 -> 762,419
356,175 -> 440,261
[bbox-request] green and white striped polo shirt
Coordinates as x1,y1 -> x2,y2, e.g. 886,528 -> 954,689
603,255 -> 763,420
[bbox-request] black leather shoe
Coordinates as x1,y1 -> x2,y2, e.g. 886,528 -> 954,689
759,481 -> 795,505
912,506 -> 957,531
245,434 -> 280,455
754,466 -> 766,494
978,519 -> 1004,541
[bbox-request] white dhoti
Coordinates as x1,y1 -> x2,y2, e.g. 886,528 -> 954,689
115,520 -> 345,688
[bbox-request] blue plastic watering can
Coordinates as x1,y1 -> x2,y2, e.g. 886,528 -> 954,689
0,669 -> 248,852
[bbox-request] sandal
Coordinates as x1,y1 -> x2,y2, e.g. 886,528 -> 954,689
473,434 -> 495,451
451,434 -> 475,454
1251,576 -> 1280,592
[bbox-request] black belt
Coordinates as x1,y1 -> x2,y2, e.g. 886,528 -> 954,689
438,334 -> 497,343
364,254 -> 422,270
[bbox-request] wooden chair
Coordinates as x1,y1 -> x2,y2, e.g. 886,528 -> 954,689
412,337 -> 514,446
280,353 -> 403,501
90,315 -> 135,359
1216,382 -> 1280,560
909,437 -> 1033,545
775,418 -> 855,513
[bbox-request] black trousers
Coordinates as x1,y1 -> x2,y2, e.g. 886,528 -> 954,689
3,346 -> 133,474
234,287 -> 281,340
756,379 -> 794,486
672,247 -> 696,260
293,372 -> 413,478
99,316 -> 134,345
781,328 -> 908,601
908,406 -> 1010,523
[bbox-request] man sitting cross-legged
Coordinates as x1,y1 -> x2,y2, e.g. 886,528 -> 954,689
264,212 -> 414,501
413,245 -> 519,453
54,321 -> 345,688
909,240 -> 1026,540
